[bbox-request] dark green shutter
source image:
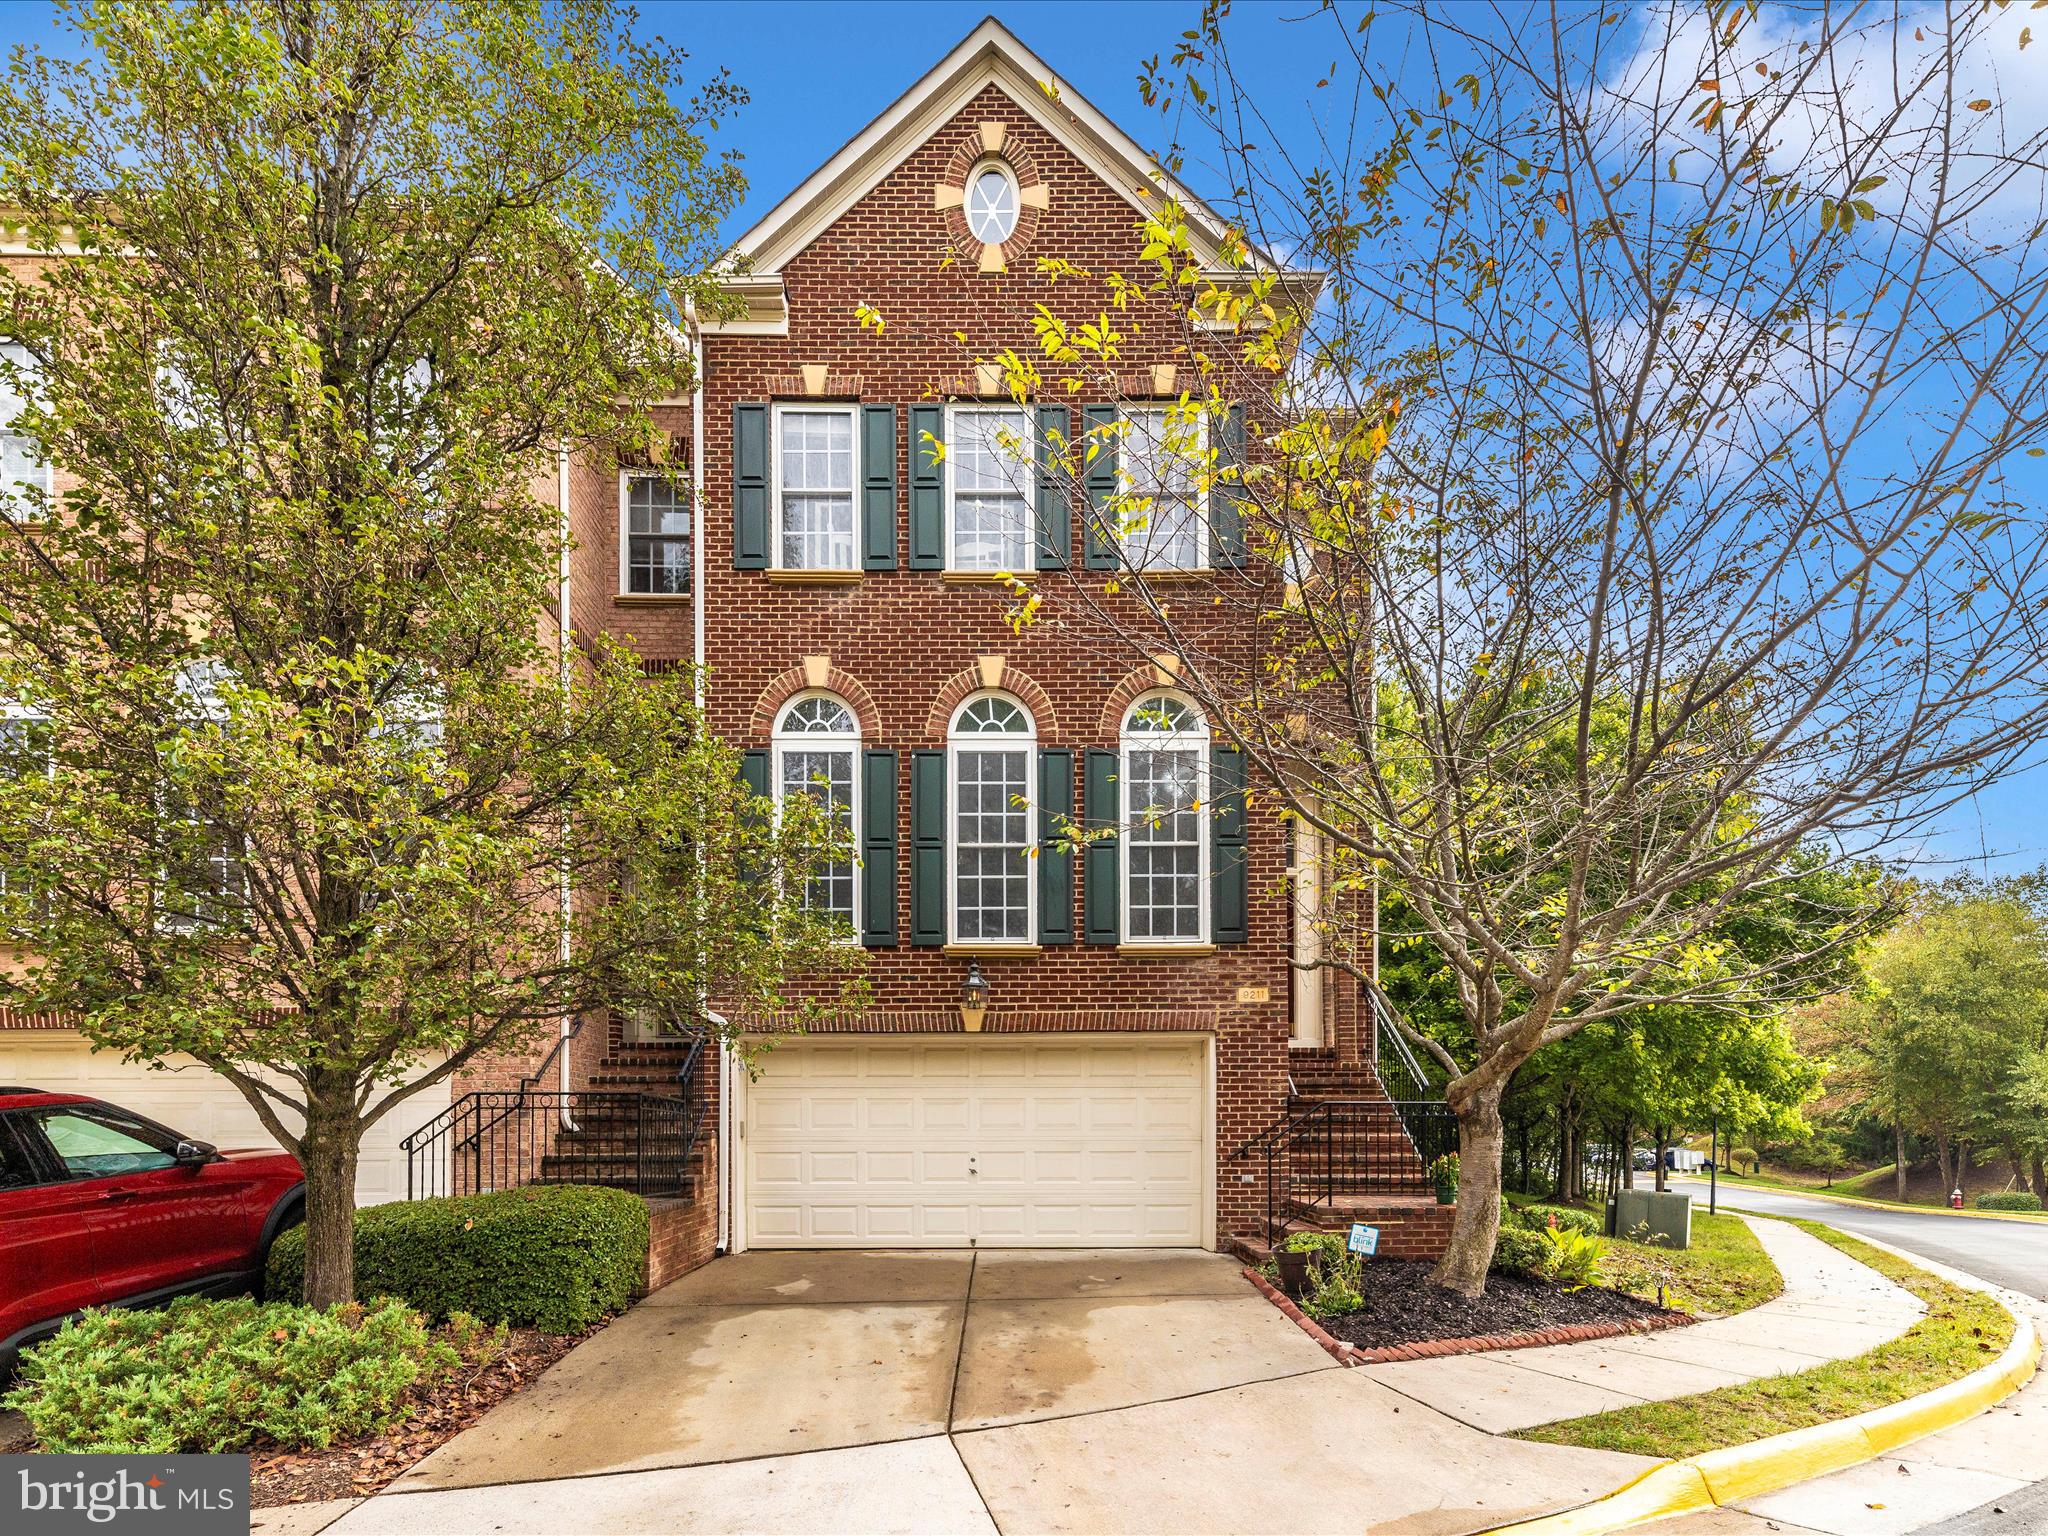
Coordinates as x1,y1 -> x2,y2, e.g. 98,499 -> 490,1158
861,404 -> 898,570
1083,748 -> 1120,944
1034,404 -> 1070,571
733,404 -> 770,569
1212,402 -> 1247,568
909,749 -> 947,945
1038,748 -> 1074,944
1082,404 -> 1119,571
860,749 -> 898,947
739,748 -> 771,799
908,404 -> 945,570
1211,744 -> 1248,944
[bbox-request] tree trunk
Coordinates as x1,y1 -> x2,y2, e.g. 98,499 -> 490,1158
1894,1123 -> 1909,1202
1934,1130 -> 1954,1198
297,1088 -> 363,1309
1517,1116 -> 1532,1195
2031,1154 -> 2045,1202
1431,1080 -> 1507,1297
1654,1125 -> 1669,1193
1621,1118 -> 1636,1191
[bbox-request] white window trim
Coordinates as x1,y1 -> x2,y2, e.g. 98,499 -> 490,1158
945,691 -> 1038,947
770,402 -> 861,573
0,702 -> 52,902
1118,405 -> 1211,572
943,403 -> 1034,574
0,341 -> 52,520
1290,806 -> 1327,1048
617,468 -> 694,596
771,691 -> 862,935
1119,692 -> 1211,947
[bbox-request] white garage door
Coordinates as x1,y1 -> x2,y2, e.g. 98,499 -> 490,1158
0,1031 -> 449,1207
744,1036 -> 1210,1248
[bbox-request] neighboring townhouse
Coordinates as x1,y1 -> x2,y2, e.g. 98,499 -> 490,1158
438,18 -> 1454,1280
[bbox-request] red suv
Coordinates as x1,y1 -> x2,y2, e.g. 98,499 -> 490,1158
0,1088 -> 305,1372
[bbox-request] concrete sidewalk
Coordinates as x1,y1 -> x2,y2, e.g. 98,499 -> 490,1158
1360,1217 -> 1924,1433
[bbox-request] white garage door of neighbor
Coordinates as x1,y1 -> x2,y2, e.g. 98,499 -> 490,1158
743,1036 -> 1211,1249
0,1032 -> 449,1207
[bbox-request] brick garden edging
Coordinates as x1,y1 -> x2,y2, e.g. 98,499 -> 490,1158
1241,1264 -> 1693,1368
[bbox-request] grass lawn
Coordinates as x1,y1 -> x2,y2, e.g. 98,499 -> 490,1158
1516,1221 -> 2015,1459
1600,1210 -> 1782,1318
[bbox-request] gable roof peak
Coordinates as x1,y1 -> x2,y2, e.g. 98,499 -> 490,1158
724,14 -> 1245,277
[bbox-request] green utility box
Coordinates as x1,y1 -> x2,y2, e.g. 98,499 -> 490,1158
1607,1189 -> 1693,1250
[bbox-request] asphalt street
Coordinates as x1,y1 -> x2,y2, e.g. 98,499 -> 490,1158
1668,1176 -> 2048,1301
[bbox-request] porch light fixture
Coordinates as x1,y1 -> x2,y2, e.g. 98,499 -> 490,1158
960,959 -> 989,1033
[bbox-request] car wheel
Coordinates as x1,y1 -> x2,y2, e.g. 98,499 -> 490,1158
255,1195 -> 305,1300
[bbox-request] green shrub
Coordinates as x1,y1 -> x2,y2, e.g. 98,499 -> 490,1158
1280,1230 -> 1349,1259
267,1185 -> 648,1332
1300,1247 -> 1366,1319
1730,1146 -> 1759,1175
1976,1191 -> 2044,1212
2,1297 -> 453,1453
1515,1203 -> 1602,1237
1492,1225 -> 1547,1276
1533,1225 -> 1606,1290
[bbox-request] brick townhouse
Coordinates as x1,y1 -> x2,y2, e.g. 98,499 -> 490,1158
482,17 -> 1454,1280
0,17 -> 1454,1271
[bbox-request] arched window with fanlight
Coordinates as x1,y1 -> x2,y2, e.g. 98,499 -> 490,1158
773,693 -> 860,930
1120,694 -> 1209,945
948,692 -> 1036,944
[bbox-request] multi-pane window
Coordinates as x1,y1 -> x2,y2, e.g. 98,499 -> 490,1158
965,163 -> 1020,246
949,693 -> 1034,943
774,694 -> 859,927
776,407 -> 857,570
1121,694 -> 1208,943
948,407 -> 1032,572
1120,407 -> 1206,570
1,343 -> 50,518
623,473 -> 692,594
163,660 -> 247,933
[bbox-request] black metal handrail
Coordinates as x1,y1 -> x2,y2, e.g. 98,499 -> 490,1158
402,1022 -> 713,1201
402,1089 -> 696,1201
1235,1097 -> 1457,1244
1367,980 -> 1445,1103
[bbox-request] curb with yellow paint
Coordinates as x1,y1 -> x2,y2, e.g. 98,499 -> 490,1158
1482,1301 -> 2041,1535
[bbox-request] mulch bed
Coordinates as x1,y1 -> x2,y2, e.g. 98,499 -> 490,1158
249,1324 -> 592,1508
1246,1259 -> 1689,1367
1318,1260 -> 1679,1351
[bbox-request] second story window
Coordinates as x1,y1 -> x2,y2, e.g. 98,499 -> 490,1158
1,343 -> 51,519
949,692 -> 1035,943
622,473 -> 692,594
773,693 -> 859,928
1120,407 -> 1207,571
0,705 -> 52,908
948,406 -> 1032,573
1121,694 -> 1209,943
775,405 -> 857,570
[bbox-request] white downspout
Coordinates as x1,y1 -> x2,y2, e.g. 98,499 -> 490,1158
687,296 -> 736,1253
558,444 -> 578,1123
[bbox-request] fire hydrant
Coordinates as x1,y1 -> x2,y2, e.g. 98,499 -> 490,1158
1951,1188 -> 1965,1209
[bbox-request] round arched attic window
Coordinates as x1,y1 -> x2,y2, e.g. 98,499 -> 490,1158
964,160 -> 1020,246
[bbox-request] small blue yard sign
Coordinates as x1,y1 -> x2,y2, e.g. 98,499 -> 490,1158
1348,1222 -> 1379,1257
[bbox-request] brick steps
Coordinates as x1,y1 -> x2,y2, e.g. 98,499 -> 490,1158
1232,1194 -> 1458,1262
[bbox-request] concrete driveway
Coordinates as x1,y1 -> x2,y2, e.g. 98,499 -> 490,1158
327,1248 -> 1653,1536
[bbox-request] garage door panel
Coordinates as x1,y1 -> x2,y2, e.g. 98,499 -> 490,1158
744,1037 -> 1207,1249
0,1033 -> 445,1206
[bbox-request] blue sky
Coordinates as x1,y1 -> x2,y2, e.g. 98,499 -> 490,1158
5,0 -> 2043,877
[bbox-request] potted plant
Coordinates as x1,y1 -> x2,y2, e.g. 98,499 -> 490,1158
1428,1153 -> 1460,1205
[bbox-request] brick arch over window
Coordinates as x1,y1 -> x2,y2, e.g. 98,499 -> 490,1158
749,665 -> 881,741
923,664 -> 1058,742
1098,661 -> 1190,739
934,123 -> 1047,271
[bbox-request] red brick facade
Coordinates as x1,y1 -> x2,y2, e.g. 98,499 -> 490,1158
459,29 -> 1393,1263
